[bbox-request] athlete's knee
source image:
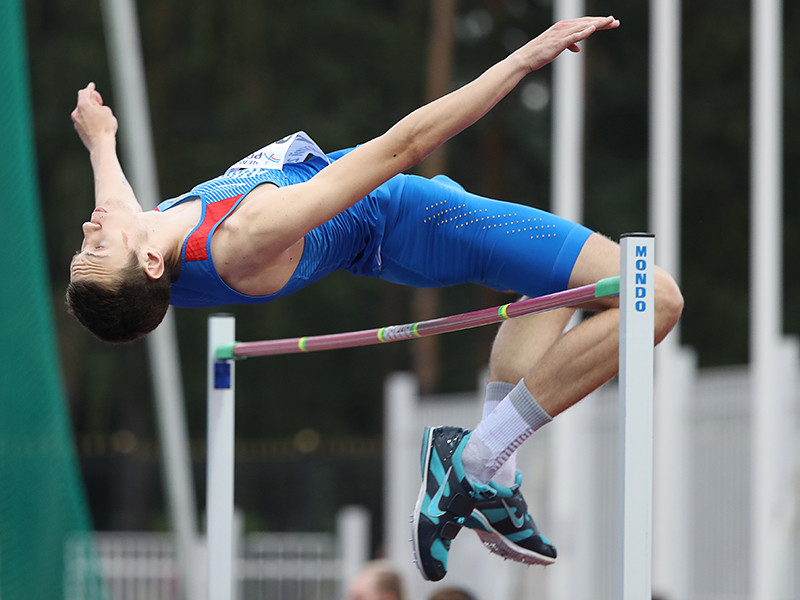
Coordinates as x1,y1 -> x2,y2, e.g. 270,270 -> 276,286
653,268 -> 683,343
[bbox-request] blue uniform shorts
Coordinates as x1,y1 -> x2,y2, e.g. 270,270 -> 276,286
370,174 -> 593,299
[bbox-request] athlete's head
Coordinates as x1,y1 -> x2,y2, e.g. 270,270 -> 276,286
345,560 -> 405,600
66,202 -> 175,342
427,588 -> 477,600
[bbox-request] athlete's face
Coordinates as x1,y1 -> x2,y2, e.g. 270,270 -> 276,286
70,200 -> 144,284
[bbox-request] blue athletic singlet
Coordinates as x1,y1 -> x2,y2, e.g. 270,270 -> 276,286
157,141 -> 593,308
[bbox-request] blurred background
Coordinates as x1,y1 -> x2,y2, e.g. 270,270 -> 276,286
2,0 -> 800,598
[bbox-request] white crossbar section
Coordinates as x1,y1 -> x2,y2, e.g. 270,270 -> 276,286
617,234 -> 655,599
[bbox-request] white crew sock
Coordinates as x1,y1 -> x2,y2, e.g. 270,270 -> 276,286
479,381 -> 517,487
462,379 -> 552,485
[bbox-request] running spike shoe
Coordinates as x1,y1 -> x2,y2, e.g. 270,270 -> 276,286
463,470 -> 557,565
411,426 -> 495,582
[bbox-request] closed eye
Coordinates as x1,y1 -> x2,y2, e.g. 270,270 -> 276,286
70,249 -> 106,264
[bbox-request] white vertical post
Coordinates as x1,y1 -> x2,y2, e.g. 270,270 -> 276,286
618,234 -> 655,600
337,505 -> 371,592
648,0 -> 690,597
551,0 -> 585,225
384,373 -> 419,590
549,2 -> 591,598
648,0 -> 681,286
100,2 -> 200,598
750,0 -> 788,598
207,314 -> 236,600
652,348 -> 693,600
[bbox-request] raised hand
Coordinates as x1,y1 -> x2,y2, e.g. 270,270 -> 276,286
71,82 -> 118,153
513,16 -> 620,74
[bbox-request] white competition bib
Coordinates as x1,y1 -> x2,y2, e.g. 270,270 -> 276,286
224,131 -> 330,174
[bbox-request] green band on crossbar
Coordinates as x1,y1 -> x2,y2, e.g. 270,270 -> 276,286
594,276 -> 620,299
216,343 -> 238,360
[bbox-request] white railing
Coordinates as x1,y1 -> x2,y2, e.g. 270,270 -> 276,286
64,506 -> 369,600
237,533 -> 340,600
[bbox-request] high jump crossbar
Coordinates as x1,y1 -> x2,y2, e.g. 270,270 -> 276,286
206,233 -> 655,600
216,276 -> 621,360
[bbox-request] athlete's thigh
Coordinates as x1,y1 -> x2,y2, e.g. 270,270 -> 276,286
568,233 -> 621,286
562,233 -> 622,310
379,174 -> 593,298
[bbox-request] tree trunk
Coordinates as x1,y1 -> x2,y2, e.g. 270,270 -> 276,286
412,0 -> 458,393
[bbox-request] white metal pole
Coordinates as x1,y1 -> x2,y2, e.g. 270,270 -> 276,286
549,2 -> 592,598
551,0 -> 585,224
337,505 -> 370,593
648,0 -> 681,298
207,314 -> 236,600
384,373 -> 419,592
648,0 -> 690,597
751,0 -> 789,597
99,2 -> 199,598
618,234 -> 655,600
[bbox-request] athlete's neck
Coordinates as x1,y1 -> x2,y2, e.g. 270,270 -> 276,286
139,204 -> 200,266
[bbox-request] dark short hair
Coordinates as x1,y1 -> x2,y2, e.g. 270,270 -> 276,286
66,251 -> 174,343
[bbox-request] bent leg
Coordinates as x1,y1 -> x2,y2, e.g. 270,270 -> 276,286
431,233 -> 682,569
488,306 -> 576,385
520,233 -> 683,417
468,233 -> 683,482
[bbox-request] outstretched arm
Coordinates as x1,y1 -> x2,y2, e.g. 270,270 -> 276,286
373,15 -> 620,177
243,16 -> 619,256
71,82 -> 143,212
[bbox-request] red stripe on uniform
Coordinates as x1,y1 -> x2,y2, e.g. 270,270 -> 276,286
184,195 -> 242,261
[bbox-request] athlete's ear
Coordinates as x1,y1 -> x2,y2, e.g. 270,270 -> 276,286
143,248 -> 165,280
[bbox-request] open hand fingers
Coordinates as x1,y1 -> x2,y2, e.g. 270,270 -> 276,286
563,16 -> 619,32
518,16 -> 619,70
557,16 -> 619,46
